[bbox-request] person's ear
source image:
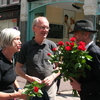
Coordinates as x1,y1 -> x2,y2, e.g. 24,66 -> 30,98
84,32 -> 89,38
32,26 -> 35,32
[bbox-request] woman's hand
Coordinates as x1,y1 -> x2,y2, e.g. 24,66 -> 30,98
17,90 -> 27,99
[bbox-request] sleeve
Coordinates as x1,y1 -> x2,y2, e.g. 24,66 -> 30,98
50,41 -> 57,50
16,44 -> 27,64
0,63 -> 2,81
0,69 -> 1,81
81,46 -> 100,96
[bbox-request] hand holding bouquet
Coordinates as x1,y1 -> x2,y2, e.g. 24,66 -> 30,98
22,81 -> 45,99
47,37 -> 92,96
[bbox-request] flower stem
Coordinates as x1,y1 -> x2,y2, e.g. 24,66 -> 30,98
72,89 -> 79,97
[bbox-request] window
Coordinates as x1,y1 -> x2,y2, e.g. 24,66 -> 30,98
47,24 -> 63,39
13,0 -> 19,2
7,0 -> 10,4
1,0 -> 7,6
11,0 -> 19,4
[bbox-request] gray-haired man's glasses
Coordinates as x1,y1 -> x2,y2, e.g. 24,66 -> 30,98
35,25 -> 50,30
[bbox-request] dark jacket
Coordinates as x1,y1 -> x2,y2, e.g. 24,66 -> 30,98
79,43 -> 100,100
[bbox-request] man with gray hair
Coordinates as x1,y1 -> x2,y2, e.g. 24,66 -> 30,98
15,16 -> 60,100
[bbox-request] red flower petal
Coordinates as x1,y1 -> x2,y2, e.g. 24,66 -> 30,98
33,86 -> 39,93
70,42 -> 74,47
65,46 -> 72,51
77,45 -> 86,51
52,47 -> 58,51
65,42 -> 70,45
57,41 -> 64,46
78,41 -> 86,46
47,53 -> 52,56
69,37 -> 76,42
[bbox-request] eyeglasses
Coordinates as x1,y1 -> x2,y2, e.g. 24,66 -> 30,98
35,25 -> 50,30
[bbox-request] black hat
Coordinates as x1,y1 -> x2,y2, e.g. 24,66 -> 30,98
69,19 -> 97,34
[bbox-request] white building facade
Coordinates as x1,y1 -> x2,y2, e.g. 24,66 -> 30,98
0,0 -> 100,45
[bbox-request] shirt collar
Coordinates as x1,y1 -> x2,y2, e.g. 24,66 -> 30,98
32,37 -> 46,45
86,41 -> 93,49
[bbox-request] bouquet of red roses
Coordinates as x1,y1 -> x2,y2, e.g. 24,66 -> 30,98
22,81 -> 45,98
47,37 -> 92,96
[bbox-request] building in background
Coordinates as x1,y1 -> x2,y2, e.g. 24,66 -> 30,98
0,0 -> 100,46
26,0 -> 100,45
0,0 -> 28,43
0,0 -> 20,32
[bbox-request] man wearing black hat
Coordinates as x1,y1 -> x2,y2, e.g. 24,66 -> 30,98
69,19 -> 100,100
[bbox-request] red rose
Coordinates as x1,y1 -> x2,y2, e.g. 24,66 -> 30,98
70,42 -> 74,47
57,41 -> 64,46
77,45 -> 86,51
78,41 -> 86,46
65,46 -> 72,51
69,37 -> 76,42
47,53 -> 52,56
33,86 -> 39,93
52,47 -> 58,51
65,42 -> 70,45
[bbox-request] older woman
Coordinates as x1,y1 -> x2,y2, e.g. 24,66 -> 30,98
0,28 -> 25,100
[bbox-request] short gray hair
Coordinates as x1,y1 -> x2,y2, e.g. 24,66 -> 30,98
32,17 -> 49,27
0,28 -> 20,48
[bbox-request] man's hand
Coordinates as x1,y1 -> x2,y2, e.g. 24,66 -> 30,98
70,77 -> 81,91
33,77 -> 42,83
42,75 -> 55,86
27,76 -> 42,84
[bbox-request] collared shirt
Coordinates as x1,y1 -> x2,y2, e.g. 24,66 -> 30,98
17,38 -> 57,80
86,41 -> 94,50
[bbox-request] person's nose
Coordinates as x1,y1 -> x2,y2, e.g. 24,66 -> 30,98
19,40 -> 22,44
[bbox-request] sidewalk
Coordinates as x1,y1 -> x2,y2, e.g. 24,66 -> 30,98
16,76 -> 80,100
56,91 -> 80,100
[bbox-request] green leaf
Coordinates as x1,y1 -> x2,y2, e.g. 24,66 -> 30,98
75,63 -> 82,69
85,55 -> 92,60
29,93 -> 36,97
53,70 -> 59,73
38,89 -> 43,95
81,59 -> 86,63
24,84 -> 31,88
37,93 -> 42,97
23,81 -> 45,97
22,89 -> 31,95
